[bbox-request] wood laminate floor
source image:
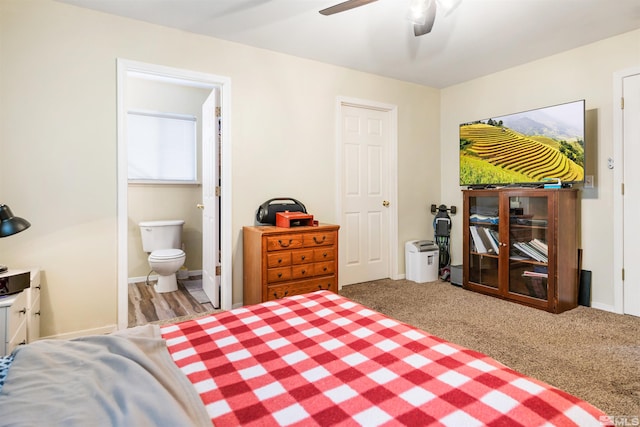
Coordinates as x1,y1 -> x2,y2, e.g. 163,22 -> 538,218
128,276 -> 215,327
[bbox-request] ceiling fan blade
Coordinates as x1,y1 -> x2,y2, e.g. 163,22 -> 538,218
319,0 -> 378,16
413,0 -> 437,36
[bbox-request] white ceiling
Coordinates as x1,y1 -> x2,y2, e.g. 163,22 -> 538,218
57,0 -> 640,88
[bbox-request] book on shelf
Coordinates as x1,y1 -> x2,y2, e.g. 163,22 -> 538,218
488,228 -> 500,254
523,270 -> 548,278
482,227 -> 499,254
530,238 -> 548,255
527,243 -> 548,262
478,227 -> 496,254
513,241 -> 548,262
526,240 -> 548,261
469,226 -> 488,253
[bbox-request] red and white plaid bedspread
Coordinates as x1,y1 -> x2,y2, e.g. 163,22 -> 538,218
161,291 -> 604,426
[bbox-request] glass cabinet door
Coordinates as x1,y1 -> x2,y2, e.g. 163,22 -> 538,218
507,195 -> 549,300
467,195 -> 500,289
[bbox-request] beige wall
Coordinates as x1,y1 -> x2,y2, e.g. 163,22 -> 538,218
126,77 -> 210,277
441,29 -> 640,310
0,0 -> 440,337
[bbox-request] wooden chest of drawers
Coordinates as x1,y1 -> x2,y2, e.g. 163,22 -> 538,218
243,224 -> 340,305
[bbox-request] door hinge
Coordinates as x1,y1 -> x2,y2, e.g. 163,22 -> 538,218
621,97 -> 624,109
215,266 -> 221,276
622,182 -> 625,195
215,186 -> 221,197
622,268 -> 625,281
215,107 -> 221,118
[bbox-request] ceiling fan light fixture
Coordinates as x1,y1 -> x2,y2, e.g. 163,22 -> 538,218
409,0 -> 424,23
410,0 -> 437,36
408,0 -> 431,24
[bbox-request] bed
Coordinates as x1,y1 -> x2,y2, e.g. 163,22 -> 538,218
0,290 -> 605,426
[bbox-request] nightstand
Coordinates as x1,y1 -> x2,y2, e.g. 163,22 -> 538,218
0,268 -> 41,355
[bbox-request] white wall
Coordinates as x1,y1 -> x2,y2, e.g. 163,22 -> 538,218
441,29 -> 640,310
0,0 -> 440,337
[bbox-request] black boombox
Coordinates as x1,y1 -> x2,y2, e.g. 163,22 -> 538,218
256,198 -> 307,225
0,271 -> 30,297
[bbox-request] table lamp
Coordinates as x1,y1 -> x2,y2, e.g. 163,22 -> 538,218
0,204 -> 31,273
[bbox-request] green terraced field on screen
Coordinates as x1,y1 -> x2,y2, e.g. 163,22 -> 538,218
460,123 -> 584,185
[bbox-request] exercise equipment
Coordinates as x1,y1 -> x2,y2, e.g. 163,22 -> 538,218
430,204 -> 456,280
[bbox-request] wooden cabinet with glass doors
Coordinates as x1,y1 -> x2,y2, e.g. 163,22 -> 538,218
462,188 -> 579,313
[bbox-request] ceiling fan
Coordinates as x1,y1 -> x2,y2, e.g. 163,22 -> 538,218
319,0 -> 440,37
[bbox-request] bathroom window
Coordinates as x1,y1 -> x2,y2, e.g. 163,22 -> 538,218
127,111 -> 197,183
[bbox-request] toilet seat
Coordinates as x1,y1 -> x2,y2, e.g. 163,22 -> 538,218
149,248 -> 185,261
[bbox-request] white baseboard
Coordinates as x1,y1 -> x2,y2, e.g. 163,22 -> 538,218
128,269 -> 202,284
128,274 -> 157,283
590,301 -> 618,313
42,324 -> 118,340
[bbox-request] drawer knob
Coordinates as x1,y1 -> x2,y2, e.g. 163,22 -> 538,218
18,340 -> 26,346
301,270 -> 307,275
277,258 -> 283,264
313,236 -> 326,244
301,255 -> 306,260
273,290 -> 289,299
278,273 -> 283,278
323,267 -> 328,272
35,311 -> 41,316
323,252 -> 328,258
18,308 -> 26,315
318,283 -> 330,290
278,239 -> 293,248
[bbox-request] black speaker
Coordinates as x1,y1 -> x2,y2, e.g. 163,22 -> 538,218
578,269 -> 591,307
256,198 -> 307,225
0,271 -> 30,296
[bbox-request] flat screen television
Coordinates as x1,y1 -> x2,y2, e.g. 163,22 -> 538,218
459,100 -> 585,187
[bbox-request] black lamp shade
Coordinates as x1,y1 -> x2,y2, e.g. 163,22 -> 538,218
0,204 -> 31,238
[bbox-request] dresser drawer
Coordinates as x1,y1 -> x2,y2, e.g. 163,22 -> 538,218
267,266 -> 292,283
7,318 -> 27,354
314,261 -> 335,276
7,290 -> 28,343
303,231 -> 336,247
292,264 -> 314,280
267,252 -> 292,268
266,235 -> 303,251
314,247 -> 335,262
291,249 -> 314,264
267,276 -> 337,301
28,293 -> 41,343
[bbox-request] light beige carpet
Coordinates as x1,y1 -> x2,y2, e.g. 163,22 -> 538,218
340,279 -> 640,418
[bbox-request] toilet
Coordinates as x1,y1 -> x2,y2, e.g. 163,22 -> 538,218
139,219 -> 186,293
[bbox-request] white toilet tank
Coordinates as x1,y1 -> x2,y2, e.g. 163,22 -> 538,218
139,220 -> 185,252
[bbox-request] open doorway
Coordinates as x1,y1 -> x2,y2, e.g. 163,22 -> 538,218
116,59 -> 233,329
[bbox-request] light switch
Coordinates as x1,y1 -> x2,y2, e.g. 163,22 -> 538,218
585,175 -> 594,188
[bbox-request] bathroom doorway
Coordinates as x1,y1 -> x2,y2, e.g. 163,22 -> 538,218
116,59 -> 232,329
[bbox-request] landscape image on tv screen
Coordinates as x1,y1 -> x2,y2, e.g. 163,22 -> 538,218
459,100 -> 585,187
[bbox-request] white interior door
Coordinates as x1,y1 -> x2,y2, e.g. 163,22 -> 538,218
341,104 -> 392,285
623,73 -> 640,316
201,89 -> 220,307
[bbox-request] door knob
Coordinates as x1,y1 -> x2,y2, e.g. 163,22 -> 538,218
383,200 -> 390,207
196,204 -> 204,210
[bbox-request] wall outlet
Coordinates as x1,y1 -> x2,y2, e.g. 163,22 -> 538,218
585,175 -> 594,188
